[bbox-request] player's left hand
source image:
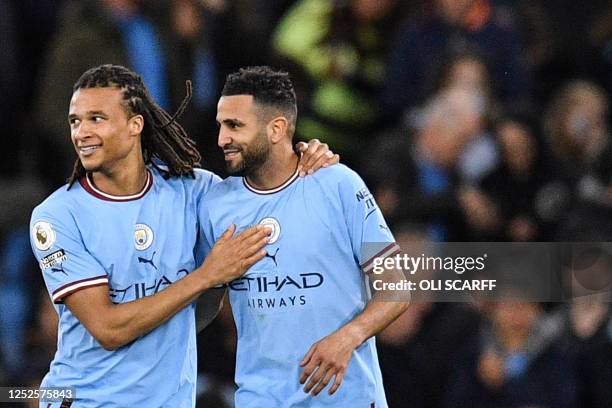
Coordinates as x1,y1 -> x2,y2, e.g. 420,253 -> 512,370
295,139 -> 340,177
299,328 -> 361,396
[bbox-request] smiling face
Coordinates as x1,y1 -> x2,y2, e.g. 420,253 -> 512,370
216,94 -> 271,176
69,87 -> 143,174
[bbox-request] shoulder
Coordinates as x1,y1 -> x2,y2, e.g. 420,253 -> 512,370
31,183 -> 81,222
204,176 -> 242,201
193,168 -> 222,185
151,167 -> 222,196
192,168 -> 223,195
30,184 -> 85,247
308,164 -> 366,190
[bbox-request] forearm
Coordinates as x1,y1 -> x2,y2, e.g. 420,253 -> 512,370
93,268 -> 214,349
339,298 -> 409,347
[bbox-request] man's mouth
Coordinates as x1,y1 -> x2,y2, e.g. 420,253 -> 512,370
78,145 -> 101,156
223,148 -> 241,160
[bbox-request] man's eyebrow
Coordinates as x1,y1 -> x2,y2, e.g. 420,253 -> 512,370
68,110 -> 107,118
221,118 -> 245,126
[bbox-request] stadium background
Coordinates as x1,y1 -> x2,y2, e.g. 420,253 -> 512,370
0,0 -> 611,406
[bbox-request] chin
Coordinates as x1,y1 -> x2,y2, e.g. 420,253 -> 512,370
80,158 -> 101,172
225,160 -> 245,176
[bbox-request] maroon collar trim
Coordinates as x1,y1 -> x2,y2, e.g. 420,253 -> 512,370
79,170 -> 153,202
242,168 -> 300,195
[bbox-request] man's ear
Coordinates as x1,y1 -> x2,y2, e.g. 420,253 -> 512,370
267,116 -> 289,144
128,114 -> 145,136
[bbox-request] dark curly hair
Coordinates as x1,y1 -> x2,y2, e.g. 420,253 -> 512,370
67,64 -> 201,187
221,66 -> 297,133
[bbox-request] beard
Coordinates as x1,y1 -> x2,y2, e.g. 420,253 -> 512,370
225,131 -> 270,176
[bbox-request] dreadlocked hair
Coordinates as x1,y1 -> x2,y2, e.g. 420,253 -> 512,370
67,64 -> 201,188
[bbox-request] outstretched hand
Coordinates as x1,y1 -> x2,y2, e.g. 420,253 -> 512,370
295,139 -> 340,177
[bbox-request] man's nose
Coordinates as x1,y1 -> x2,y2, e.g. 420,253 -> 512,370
73,122 -> 92,139
218,128 -> 231,148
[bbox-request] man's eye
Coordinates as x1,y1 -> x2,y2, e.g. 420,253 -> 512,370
92,116 -> 104,122
69,119 -> 80,126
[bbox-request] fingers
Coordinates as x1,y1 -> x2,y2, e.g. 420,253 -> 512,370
328,370 -> 345,395
295,141 -> 308,153
234,225 -> 270,243
304,365 -> 328,394
295,141 -> 308,177
323,153 -> 340,168
240,226 -> 271,248
241,249 -> 267,270
311,369 -> 336,396
219,224 -> 236,241
299,357 -> 318,384
302,148 -> 333,176
300,345 -> 316,367
297,139 -> 323,176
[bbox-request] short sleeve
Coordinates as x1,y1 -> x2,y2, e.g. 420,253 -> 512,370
338,168 -> 401,273
30,207 -> 108,304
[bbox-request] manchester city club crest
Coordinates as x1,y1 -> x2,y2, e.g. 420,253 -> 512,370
32,221 -> 56,251
134,223 -> 154,250
259,217 -> 281,244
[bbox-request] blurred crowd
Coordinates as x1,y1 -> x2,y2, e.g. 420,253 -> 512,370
1,0 -> 612,407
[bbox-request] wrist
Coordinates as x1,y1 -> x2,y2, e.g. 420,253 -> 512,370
341,323 -> 368,349
193,265 -> 217,291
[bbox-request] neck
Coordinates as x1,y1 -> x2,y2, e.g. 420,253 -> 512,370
90,156 -> 148,196
246,143 -> 298,190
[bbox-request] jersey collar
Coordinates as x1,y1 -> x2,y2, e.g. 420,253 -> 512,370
79,170 -> 153,202
243,168 -> 299,195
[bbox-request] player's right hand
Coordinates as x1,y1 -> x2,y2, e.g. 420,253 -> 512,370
198,224 -> 270,287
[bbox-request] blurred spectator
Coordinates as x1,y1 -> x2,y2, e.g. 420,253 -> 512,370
382,0 -> 531,119
35,0 -> 222,185
478,114 -> 572,240
544,80 -> 612,239
445,300 -> 579,408
432,51 -> 500,185
365,86 -> 496,240
273,0 -> 404,165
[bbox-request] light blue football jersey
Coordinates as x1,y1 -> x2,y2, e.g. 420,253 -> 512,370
30,167 -> 220,408
199,164 -> 399,408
